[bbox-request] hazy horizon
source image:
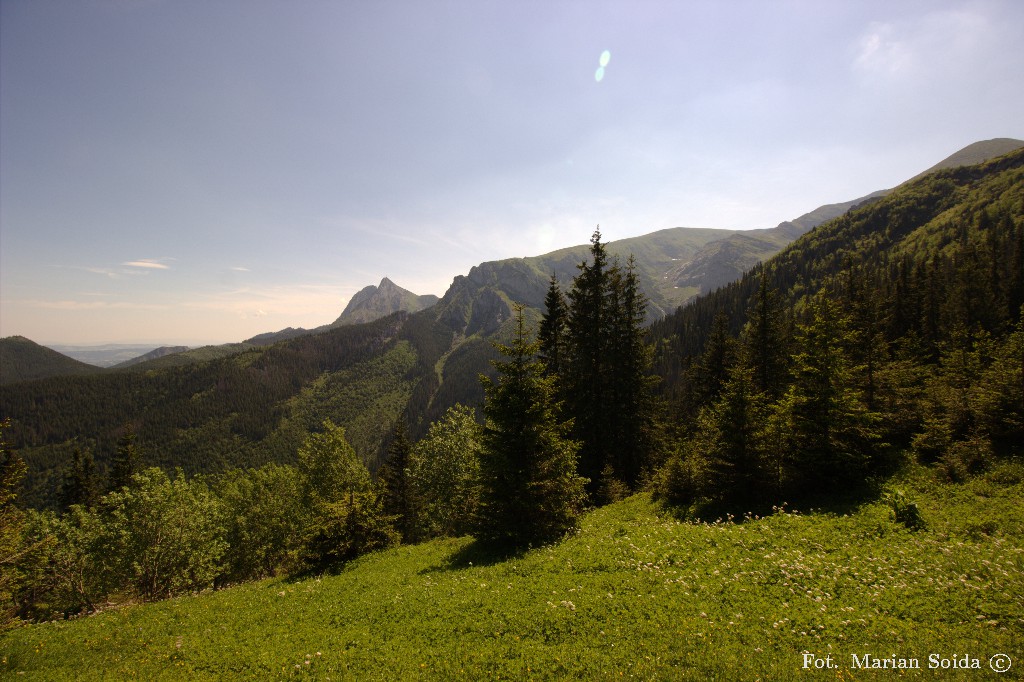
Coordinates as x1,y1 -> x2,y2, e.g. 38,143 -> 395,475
3,1 -> 1023,345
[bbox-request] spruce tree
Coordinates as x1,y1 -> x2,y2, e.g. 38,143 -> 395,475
605,256 -> 657,487
565,229 -> 612,487
59,447 -> 101,511
741,273 -> 789,398
108,426 -> 142,492
538,273 -> 569,380
562,230 -> 656,492
696,310 -> 738,405
783,293 -> 880,493
475,305 -> 586,548
702,363 -> 770,507
377,421 -> 418,542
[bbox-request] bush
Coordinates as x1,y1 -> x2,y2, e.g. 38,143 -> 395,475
103,468 -> 227,600
885,488 -> 926,531
303,490 -> 399,570
939,434 -> 993,482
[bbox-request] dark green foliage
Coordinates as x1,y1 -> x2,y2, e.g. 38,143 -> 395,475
975,313 -> 1024,453
19,506 -> 109,618
377,422 -> 418,543
58,448 -> 101,512
604,256 -> 660,486
0,337 -> 102,385
303,491 -> 399,570
0,313 -> 433,509
297,421 -> 372,508
101,468 -> 227,601
741,274 -> 790,398
564,230 -> 613,487
782,294 -> 881,493
296,422 -> 398,570
1,421 -> 31,627
213,464 -> 306,583
694,311 -> 739,406
108,426 -> 142,492
701,364 -> 772,506
475,306 -> 586,548
653,147 -> 1024,510
407,404 -> 481,539
538,273 -> 569,378
561,231 -> 659,491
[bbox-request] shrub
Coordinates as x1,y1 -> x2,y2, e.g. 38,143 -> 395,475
885,488 -> 926,531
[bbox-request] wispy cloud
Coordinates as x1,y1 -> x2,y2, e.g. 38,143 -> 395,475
122,259 -> 171,270
341,217 -> 431,247
82,266 -> 120,278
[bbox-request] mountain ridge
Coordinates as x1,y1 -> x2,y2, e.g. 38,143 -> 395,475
7,138 -> 1020,379
3,139 -> 1022,509
332,277 -> 440,327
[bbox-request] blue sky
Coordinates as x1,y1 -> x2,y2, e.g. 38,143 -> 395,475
2,0 -> 1022,345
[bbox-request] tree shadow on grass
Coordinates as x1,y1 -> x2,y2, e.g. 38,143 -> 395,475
418,538 -> 528,574
657,476 -> 887,525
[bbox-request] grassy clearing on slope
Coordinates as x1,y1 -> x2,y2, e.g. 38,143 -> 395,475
2,461 -> 1022,680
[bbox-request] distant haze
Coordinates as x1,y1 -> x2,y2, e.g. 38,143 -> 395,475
2,1 -> 1022,344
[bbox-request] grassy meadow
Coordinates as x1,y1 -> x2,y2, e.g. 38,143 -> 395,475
2,460 -> 1022,680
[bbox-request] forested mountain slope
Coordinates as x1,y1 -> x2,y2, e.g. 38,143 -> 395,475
0,313 -> 453,507
3,142 -> 1021,512
650,146 -> 1024,365
0,337 -> 103,385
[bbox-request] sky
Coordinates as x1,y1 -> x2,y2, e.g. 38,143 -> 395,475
2,0 -> 1023,346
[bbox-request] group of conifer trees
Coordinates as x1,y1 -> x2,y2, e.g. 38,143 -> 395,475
373,230 -> 662,550
538,230 -> 660,497
655,269 -> 1024,514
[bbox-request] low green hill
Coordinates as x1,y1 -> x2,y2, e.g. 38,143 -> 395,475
2,460 -> 1020,680
0,336 -> 102,385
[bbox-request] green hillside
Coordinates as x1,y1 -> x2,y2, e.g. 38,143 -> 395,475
2,461 -> 1021,679
651,146 -> 1024,361
0,337 -> 102,385
0,314 -> 452,508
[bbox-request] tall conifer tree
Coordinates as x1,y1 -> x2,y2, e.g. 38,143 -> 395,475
475,305 -> 586,548
538,273 -> 569,380
565,229 -> 612,488
741,273 -> 789,398
108,426 -> 142,492
59,447 -> 101,511
562,230 -> 656,493
782,292 -> 880,493
378,421 -> 417,543
605,256 -> 656,486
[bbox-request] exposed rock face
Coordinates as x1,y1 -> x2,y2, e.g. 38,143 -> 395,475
333,277 -> 439,326
434,261 -> 540,337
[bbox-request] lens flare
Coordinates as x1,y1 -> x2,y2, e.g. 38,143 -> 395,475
594,50 -> 611,82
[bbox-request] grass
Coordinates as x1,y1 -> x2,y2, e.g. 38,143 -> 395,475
2,460 -> 1022,680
